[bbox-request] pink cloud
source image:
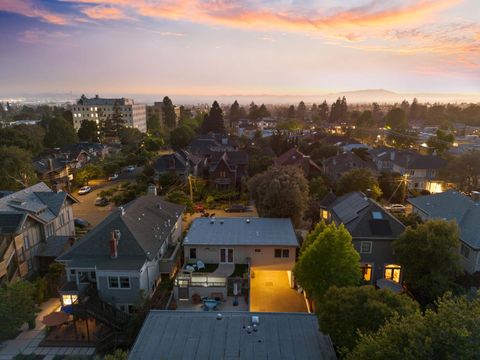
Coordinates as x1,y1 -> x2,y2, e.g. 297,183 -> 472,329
0,0 -> 68,25
80,5 -> 130,20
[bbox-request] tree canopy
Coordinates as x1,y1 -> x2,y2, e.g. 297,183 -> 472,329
201,101 -> 225,134
0,145 -> 37,190
170,125 -> 195,150
248,166 -> 309,226
77,120 -> 98,142
347,293 -> 480,360
393,220 -> 462,305
162,96 -> 177,128
317,286 -> 419,353
294,222 -> 361,299
43,116 -> 77,148
0,125 -> 45,155
440,150 -> 480,192
336,168 -> 382,199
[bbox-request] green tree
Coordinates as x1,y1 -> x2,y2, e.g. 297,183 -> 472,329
318,286 -> 419,353
347,293 -> 480,360
228,100 -> 242,125
103,349 -> 129,360
440,150 -> 480,192
147,113 -> 161,131
393,220 -> 462,305
0,125 -> 45,155
75,163 -> 104,185
301,220 -> 326,252
0,145 -> 37,190
144,136 -> 164,152
248,166 -> 309,226
43,116 -> 77,148
427,129 -> 455,154
248,154 -> 274,176
77,120 -> 98,142
296,101 -> 307,119
336,168 -> 382,199
294,223 -> 361,299
170,125 -> 195,150
386,108 -> 408,130
378,171 -> 406,203
118,127 -> 143,146
162,96 -> 177,128
318,100 -> 329,123
309,176 -> 329,201
0,281 -> 37,339
201,101 -> 225,134
287,105 -> 296,119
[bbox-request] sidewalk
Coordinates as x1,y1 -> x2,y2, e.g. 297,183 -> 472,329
0,298 -> 95,360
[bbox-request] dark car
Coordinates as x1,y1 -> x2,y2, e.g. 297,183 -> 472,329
225,204 -> 252,213
94,197 -> 109,207
74,218 -> 90,228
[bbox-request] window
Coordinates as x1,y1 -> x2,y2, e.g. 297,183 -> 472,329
361,264 -> 373,281
60,214 -> 65,226
189,248 -> 197,259
321,209 -> 330,221
78,271 -> 89,283
372,211 -> 383,220
108,277 -> 119,288
461,244 -> 470,259
120,277 -> 130,289
47,223 -> 54,237
384,264 -> 401,283
70,269 -> 76,276
254,249 -> 261,253
360,241 -> 372,254
275,249 -> 290,258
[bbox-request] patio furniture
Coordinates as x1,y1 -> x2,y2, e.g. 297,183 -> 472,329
184,265 -> 195,273
196,260 -> 206,271
202,298 -> 218,311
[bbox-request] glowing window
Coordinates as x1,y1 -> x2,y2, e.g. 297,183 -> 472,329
361,264 -> 373,281
384,264 -> 401,283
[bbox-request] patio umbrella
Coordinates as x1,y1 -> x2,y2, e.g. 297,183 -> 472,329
42,311 -> 70,326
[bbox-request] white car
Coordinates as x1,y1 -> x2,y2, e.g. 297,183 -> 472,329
126,165 -> 135,172
385,204 -> 406,212
78,186 -> 92,195
108,173 -> 119,181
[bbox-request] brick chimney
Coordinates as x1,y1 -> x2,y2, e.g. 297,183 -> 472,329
110,230 -> 121,259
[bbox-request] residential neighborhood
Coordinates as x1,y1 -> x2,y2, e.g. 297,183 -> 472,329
1,1 -> 480,359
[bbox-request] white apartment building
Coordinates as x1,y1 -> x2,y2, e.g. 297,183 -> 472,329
71,95 -> 147,133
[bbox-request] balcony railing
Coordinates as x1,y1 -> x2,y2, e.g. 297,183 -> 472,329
158,242 -> 181,274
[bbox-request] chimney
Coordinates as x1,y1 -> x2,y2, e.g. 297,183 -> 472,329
147,183 -> 157,196
110,230 -> 120,259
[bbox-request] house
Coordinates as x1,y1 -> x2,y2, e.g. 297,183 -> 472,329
178,217 -> 298,300
208,151 -> 249,189
0,183 -> 77,284
274,148 -> 321,177
56,195 -> 185,313
322,152 -> 377,183
129,311 -> 336,360
187,134 -> 239,157
320,192 -> 405,289
153,150 -> 203,181
408,190 -> 480,274
33,156 -> 73,189
370,148 -> 447,193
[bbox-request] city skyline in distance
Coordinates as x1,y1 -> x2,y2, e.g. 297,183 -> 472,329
0,0 -> 479,99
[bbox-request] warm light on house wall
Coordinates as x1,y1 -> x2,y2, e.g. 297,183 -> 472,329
384,264 -> 401,283
426,181 -> 443,194
62,294 -> 77,306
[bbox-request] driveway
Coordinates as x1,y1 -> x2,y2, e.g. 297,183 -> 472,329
249,270 -> 308,313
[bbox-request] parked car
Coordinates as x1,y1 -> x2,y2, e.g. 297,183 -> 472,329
78,186 -> 92,195
225,204 -> 252,213
385,204 -> 406,212
94,197 -> 109,207
126,165 -> 135,172
108,173 -> 119,181
74,218 -> 90,228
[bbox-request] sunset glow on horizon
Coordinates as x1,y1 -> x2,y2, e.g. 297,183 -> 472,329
1,0 -> 479,98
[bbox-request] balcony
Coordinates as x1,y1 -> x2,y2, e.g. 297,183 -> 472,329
158,242 -> 182,275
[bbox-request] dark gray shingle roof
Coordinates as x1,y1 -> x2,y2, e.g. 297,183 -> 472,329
184,217 -> 298,247
0,212 -> 27,235
129,311 -> 336,360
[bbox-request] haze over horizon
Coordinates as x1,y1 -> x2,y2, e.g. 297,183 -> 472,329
1,0 -> 479,99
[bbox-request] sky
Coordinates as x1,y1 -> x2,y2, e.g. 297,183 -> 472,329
0,0 -> 479,101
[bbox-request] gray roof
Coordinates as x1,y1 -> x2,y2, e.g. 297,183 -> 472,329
408,190 -> 480,249
0,212 -> 27,235
184,218 -> 298,247
37,235 -> 72,257
0,182 -> 77,224
57,195 -> 185,270
370,148 -> 447,170
129,311 -> 336,360
323,192 -> 405,239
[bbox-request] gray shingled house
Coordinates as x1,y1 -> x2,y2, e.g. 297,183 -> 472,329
0,182 -> 77,285
320,192 -> 405,288
56,195 -> 185,313
408,190 -> 480,273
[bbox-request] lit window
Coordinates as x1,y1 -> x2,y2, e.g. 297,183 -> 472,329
360,241 -> 372,254
384,264 -> 401,283
321,209 -> 330,220
62,294 -> 77,306
74,113 -> 77,117
361,264 -> 373,281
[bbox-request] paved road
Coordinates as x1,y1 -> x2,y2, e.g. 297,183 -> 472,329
73,166 -> 143,227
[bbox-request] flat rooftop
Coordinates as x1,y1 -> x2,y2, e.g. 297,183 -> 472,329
184,217 -> 299,247
128,311 -> 335,360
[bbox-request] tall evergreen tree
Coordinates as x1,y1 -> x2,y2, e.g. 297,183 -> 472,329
297,101 -> 307,119
201,101 -> 225,134
287,105 -> 296,119
319,100 -> 329,122
229,100 -> 242,125
77,120 -> 98,142
162,96 -> 177,128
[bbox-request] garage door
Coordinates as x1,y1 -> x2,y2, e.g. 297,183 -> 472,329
249,269 -> 308,313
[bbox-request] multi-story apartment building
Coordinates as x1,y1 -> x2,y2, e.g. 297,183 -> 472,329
71,95 -> 147,133
0,183 -> 77,285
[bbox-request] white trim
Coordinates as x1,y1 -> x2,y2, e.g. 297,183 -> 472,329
360,241 -> 373,254
107,275 -> 131,290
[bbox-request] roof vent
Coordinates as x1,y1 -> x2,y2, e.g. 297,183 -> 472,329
210,218 -> 215,224
119,206 -> 125,215
220,220 -> 224,224
246,219 -> 250,223
252,315 -> 260,325
216,313 -> 223,320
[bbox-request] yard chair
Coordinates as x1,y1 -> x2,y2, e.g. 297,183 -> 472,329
196,260 -> 206,271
